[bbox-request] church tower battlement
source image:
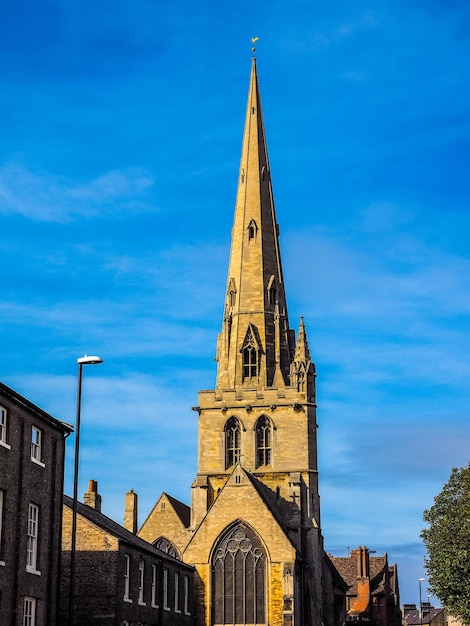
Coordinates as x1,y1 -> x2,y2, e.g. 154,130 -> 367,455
193,59 -> 321,534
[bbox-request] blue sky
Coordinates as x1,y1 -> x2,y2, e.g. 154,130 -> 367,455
2,0 -> 470,606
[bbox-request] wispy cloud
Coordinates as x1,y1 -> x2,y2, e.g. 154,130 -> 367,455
0,163 -> 155,222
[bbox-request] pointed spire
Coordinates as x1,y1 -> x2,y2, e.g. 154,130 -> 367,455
290,317 -> 316,401
293,316 -> 311,363
216,59 -> 294,391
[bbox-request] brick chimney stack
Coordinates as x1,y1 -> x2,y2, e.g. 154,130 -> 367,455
124,489 -> 138,534
83,479 -> 102,512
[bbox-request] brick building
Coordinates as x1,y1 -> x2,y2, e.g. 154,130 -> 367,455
403,603 -> 446,626
0,380 -> 72,625
60,481 -> 195,626
330,546 -> 402,626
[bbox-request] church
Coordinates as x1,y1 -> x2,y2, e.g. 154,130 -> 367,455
137,58 -> 347,626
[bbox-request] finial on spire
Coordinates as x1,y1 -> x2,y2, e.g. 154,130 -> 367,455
251,36 -> 259,57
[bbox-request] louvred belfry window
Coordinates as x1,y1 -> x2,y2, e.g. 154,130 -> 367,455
212,523 -> 266,626
255,416 -> 271,467
225,417 -> 241,469
242,326 -> 259,380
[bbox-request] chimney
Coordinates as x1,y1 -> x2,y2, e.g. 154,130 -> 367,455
124,489 -> 138,534
83,479 -> 102,512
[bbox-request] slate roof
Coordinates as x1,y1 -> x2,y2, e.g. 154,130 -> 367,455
0,380 -> 73,433
164,493 -> 191,528
64,495 -> 193,570
403,608 -> 445,625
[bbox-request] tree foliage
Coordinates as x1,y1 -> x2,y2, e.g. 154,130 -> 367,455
422,464 -> 470,625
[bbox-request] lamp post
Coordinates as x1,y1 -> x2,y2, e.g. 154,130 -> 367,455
68,355 -> 103,626
419,577 -> 426,626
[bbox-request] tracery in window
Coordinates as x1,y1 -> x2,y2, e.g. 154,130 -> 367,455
225,417 -> 241,469
154,537 -> 180,560
242,326 -> 259,381
255,416 -> 272,468
212,522 -> 266,626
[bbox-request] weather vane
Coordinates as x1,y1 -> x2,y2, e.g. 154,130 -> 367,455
251,36 -> 259,57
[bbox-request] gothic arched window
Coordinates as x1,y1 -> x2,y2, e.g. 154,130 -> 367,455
247,219 -> 258,241
255,416 -> 272,468
242,326 -> 259,381
225,417 -> 241,469
267,275 -> 277,306
212,523 -> 266,626
154,537 -> 180,560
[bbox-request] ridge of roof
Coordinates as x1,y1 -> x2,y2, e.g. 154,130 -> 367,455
63,495 -> 193,569
0,380 -> 73,433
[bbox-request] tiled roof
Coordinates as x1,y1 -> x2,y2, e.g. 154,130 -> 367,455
163,493 -> 191,528
329,553 -> 389,596
64,495 -> 193,569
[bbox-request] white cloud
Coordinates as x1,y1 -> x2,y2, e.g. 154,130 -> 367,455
0,162 -> 155,222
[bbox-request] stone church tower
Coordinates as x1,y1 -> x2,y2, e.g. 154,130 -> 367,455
139,59 -> 344,626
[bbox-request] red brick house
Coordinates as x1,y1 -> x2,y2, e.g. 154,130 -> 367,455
330,546 -> 402,626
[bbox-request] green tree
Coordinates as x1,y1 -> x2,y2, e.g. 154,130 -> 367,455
421,464 -> 470,625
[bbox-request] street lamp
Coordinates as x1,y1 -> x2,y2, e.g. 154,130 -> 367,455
419,578 -> 426,626
69,355 -> 103,626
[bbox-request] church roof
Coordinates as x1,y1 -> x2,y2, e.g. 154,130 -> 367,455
163,492 -> 191,528
63,494 -> 192,568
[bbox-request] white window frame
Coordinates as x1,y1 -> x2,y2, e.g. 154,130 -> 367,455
30,427 -> 44,466
163,567 -> 170,610
23,596 -> 37,626
184,574 -> 191,615
0,406 -> 9,449
151,564 -> 158,607
174,571 -> 180,612
26,504 -> 40,573
123,554 -> 132,602
138,558 -> 146,605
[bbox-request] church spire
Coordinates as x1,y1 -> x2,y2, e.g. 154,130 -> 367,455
216,59 -> 294,390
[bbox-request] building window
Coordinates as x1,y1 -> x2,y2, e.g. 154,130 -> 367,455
242,345 -> 258,379
0,406 -> 9,447
225,417 -> 241,469
0,489 -> 4,563
151,564 -> 158,607
138,558 -> 146,605
30,427 -> 43,464
26,504 -> 39,572
23,597 -> 37,626
174,571 -> 180,612
124,554 -> 131,601
242,326 -> 259,380
212,523 -> 266,625
154,537 -> 179,559
247,219 -> 258,240
255,416 -> 272,467
163,568 -> 169,610
267,275 -> 277,306
184,575 -> 190,615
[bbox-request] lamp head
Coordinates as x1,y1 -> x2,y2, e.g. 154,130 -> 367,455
77,355 -> 103,365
